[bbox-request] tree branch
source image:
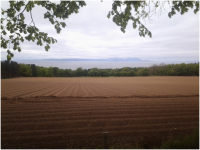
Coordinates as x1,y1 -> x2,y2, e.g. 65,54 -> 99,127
29,20 -> 33,26
29,3 -> 36,28
16,1 -> 31,17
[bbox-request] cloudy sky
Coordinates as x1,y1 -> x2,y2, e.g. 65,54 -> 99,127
1,0 -> 199,63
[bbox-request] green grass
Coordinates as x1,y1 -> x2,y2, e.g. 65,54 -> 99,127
160,129 -> 199,149
108,129 -> 199,149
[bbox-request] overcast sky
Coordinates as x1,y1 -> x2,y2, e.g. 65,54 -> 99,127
1,0 -> 199,62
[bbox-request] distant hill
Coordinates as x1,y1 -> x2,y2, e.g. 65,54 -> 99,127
43,58 -> 151,62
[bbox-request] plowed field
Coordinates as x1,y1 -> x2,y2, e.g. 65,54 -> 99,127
1,77 -> 199,148
1,77 -> 199,98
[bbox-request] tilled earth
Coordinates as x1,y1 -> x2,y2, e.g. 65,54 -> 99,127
1,77 -> 199,148
1,96 -> 199,149
1,77 -> 199,98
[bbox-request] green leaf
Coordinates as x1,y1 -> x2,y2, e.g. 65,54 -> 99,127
2,30 -> 7,35
1,18 -> 5,24
45,44 -> 50,51
120,27 -> 125,33
10,53 -> 14,57
13,45 -> 17,50
20,37 -> 24,42
56,27 -> 61,34
18,47 -> 21,52
107,12 -> 111,18
31,36 -> 35,42
7,54 -> 11,61
148,31 -> 152,38
145,29 -> 148,34
13,17 -> 17,22
7,49 -> 11,54
20,13 -> 25,20
60,22 -> 66,28
133,22 -> 137,29
168,12 -> 172,18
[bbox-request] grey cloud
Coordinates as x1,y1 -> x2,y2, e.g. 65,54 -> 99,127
1,1 -> 199,63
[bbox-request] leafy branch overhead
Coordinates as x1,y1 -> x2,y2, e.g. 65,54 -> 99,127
1,1 -> 199,61
1,1 -> 86,61
107,1 -> 199,37
107,1 -> 152,37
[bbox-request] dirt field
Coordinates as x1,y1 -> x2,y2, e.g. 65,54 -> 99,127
1,77 -> 199,148
1,77 -> 199,98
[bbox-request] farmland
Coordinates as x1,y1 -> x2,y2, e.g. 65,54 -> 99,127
1,76 -> 199,98
1,77 -> 199,148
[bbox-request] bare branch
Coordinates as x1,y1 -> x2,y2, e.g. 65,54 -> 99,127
29,2 -> 37,34
30,3 -> 36,28
29,20 -> 33,26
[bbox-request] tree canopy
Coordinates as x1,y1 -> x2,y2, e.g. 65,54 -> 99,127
1,60 -> 199,79
1,1 -> 199,61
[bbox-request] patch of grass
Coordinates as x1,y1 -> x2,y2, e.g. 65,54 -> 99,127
108,130 -> 199,149
160,129 -> 199,149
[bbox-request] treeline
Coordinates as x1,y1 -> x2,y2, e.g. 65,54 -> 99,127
1,60 -> 199,79
148,63 -> 199,76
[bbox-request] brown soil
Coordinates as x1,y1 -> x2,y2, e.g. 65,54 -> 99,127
1,77 -> 199,98
1,77 -> 199,148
